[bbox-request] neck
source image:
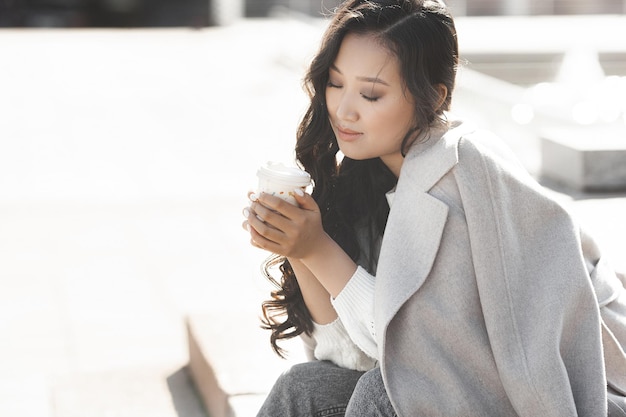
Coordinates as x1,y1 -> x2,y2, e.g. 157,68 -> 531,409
380,154 -> 404,178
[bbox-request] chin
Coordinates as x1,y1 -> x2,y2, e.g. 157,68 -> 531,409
338,152 -> 368,162
337,147 -> 368,162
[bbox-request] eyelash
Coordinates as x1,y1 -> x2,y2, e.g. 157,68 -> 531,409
362,95 -> 379,103
326,81 -> 380,102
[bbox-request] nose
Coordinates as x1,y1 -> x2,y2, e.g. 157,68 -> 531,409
334,92 -> 359,123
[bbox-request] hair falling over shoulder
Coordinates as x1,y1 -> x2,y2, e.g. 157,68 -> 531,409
260,0 -> 459,357
260,255 -> 313,358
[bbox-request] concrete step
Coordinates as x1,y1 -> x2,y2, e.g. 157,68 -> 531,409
50,366 -> 207,417
0,366 -> 207,417
186,312 -> 309,417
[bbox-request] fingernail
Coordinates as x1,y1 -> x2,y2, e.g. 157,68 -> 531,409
250,193 -> 259,202
246,223 -> 251,232
293,188 -> 304,197
242,208 -> 250,218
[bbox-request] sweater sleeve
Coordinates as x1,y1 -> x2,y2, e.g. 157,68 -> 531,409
312,317 -> 377,371
330,266 -> 379,360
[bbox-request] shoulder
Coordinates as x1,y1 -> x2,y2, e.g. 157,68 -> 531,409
457,129 -> 527,174
439,121 -> 573,222
453,125 -> 541,194
453,128 -> 577,235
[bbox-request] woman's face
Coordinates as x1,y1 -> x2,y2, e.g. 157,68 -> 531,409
326,32 -> 416,177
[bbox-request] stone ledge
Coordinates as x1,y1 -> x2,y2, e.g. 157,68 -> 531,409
186,313 -> 308,417
540,126 -> 626,191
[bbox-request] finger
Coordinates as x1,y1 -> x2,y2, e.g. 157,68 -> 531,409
249,235 -> 263,250
248,221 -> 284,254
243,207 -> 262,225
247,205 -> 285,244
251,200 -> 289,229
245,216 -> 278,251
243,220 -> 276,252
257,192 -> 300,218
291,188 -> 318,211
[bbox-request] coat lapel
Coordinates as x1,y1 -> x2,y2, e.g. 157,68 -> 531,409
374,120 -> 474,350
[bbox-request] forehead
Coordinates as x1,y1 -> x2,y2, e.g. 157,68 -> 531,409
333,33 -> 402,81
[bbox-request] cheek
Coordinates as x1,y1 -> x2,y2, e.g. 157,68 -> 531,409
392,100 -> 416,131
378,104 -> 411,131
325,89 -> 338,115
380,106 -> 415,143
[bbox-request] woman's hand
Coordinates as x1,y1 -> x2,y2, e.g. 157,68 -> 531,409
242,190 -> 328,260
242,190 -> 357,298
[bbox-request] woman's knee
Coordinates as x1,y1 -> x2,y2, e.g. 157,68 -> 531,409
258,361 -> 365,417
346,368 -> 397,417
271,361 -> 327,393
353,368 -> 383,391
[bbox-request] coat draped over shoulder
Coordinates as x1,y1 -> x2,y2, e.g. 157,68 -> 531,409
374,119 -> 626,416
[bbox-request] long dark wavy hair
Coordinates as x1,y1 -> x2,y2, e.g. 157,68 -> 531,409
260,0 -> 459,357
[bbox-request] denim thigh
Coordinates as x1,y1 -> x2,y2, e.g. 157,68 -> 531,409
256,360 -> 365,417
345,367 -> 397,417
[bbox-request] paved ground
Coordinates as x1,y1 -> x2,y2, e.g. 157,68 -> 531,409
0,14 -> 625,417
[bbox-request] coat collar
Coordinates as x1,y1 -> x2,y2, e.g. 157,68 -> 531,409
374,119 -> 475,351
401,119 -> 473,191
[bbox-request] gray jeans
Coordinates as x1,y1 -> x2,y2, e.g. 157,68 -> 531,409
257,360 -> 626,417
256,361 -> 397,417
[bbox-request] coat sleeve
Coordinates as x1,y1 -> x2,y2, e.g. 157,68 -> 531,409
580,228 -> 626,397
455,137 -> 607,417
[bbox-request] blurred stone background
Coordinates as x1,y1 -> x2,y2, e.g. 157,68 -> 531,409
2,0 -> 626,27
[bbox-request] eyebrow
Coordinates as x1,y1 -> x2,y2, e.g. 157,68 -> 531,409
330,64 -> 390,86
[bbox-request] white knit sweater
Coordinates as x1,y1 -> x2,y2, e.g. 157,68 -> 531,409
309,192 -> 397,371
311,266 -> 378,371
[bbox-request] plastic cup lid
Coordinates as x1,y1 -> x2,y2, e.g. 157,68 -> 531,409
257,162 -> 311,187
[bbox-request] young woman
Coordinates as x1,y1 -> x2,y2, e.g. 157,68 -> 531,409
242,0 -> 626,415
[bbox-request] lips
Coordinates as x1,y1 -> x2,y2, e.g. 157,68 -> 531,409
335,125 -> 362,142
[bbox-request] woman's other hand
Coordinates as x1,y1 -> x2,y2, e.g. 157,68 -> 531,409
242,190 -> 328,260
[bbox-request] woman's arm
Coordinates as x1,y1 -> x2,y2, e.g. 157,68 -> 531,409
298,233 -> 358,298
244,190 -> 378,359
288,258 -> 338,324
291,259 -> 377,370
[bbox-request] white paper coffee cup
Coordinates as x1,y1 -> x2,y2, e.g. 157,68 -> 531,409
256,162 -> 311,206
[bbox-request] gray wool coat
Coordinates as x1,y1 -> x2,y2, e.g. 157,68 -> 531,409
374,119 -> 626,416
